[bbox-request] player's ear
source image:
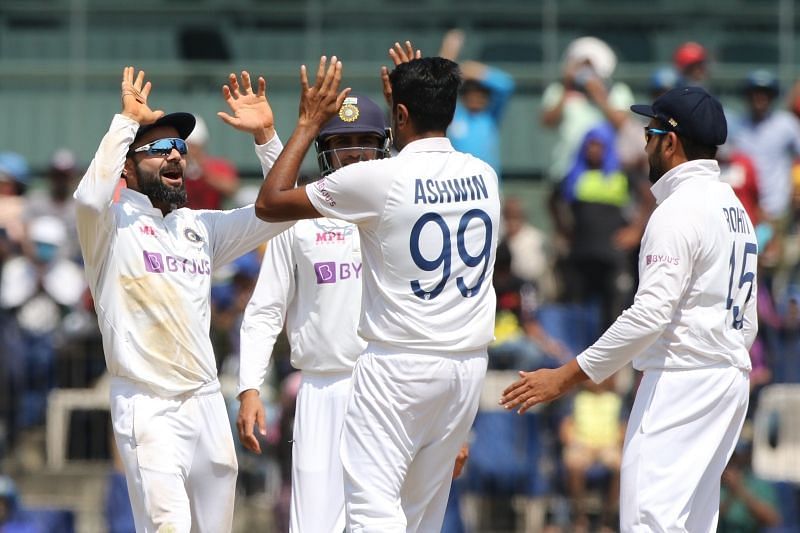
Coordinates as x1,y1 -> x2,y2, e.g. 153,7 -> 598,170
395,103 -> 410,129
122,158 -> 136,185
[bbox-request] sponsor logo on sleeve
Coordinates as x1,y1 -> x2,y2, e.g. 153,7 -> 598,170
645,254 -> 680,266
315,179 -> 336,207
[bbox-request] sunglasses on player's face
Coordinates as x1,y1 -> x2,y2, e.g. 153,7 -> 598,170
131,138 -> 188,157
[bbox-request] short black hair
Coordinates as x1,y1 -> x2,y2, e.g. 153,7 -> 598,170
655,120 -> 718,161
388,57 -> 460,133
678,134 -> 717,160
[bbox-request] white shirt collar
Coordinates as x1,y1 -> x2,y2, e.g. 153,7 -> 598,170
397,137 -> 454,155
119,186 -> 167,216
650,159 -> 720,205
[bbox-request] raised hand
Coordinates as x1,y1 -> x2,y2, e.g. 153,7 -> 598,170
381,41 -> 422,107
120,66 -> 164,125
217,71 -> 275,143
298,56 -> 350,131
389,40 -> 422,66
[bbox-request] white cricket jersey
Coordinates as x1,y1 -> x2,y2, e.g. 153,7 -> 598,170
74,114 -> 293,397
577,159 -> 757,383
238,218 -> 365,394
306,137 -> 500,353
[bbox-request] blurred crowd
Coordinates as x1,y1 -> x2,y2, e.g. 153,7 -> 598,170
2,31 -> 800,533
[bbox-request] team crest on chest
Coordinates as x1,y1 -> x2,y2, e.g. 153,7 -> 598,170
183,227 -> 204,244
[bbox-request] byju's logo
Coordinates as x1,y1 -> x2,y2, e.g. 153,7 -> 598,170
143,251 -> 165,273
314,262 -> 337,284
313,261 -> 362,284
142,250 -> 211,276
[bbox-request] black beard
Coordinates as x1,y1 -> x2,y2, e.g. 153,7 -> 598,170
648,160 -> 663,184
136,163 -> 187,208
648,141 -> 665,184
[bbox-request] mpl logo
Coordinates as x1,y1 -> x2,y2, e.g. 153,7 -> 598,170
313,261 -> 362,284
316,231 -> 345,244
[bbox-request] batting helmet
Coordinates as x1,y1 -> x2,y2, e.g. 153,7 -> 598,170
314,93 -> 391,177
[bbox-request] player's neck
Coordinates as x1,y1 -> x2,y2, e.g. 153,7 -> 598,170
396,130 -> 447,150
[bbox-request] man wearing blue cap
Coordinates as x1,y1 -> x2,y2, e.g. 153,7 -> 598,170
501,86 -> 757,532
235,93 -> 391,533
74,67 -> 294,532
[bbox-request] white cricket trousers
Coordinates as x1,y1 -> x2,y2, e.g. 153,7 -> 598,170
290,371 -> 352,533
620,365 -> 749,533
340,344 -> 487,533
110,377 -> 238,533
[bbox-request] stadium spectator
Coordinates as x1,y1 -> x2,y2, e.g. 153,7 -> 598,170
184,115 -> 240,209
500,198 -> 553,295
730,70 -> 800,268
673,41 -> 709,88
0,216 -> 85,429
439,29 -> 514,177
0,152 -> 30,250
26,149 -> 81,261
559,377 -> 625,531
718,436 -> 781,531
490,240 -> 569,371
541,36 -> 634,183
550,122 -> 635,330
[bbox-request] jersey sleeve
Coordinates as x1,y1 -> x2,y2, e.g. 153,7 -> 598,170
238,228 -> 296,396
205,135 -> 295,267
305,160 -> 387,224
73,114 -> 137,275
576,208 -> 696,382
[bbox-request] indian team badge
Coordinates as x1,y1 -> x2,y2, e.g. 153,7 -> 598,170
183,227 -> 204,244
339,97 -> 359,123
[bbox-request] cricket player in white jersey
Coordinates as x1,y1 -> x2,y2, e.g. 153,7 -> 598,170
250,45 -> 500,532
74,67 -> 293,532
235,93 -> 391,532
501,86 -> 757,532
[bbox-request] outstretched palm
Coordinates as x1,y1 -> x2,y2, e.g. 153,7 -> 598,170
120,66 -> 164,125
218,71 -> 274,136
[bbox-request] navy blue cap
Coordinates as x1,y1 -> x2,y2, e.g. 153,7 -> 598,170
133,112 -> 196,144
318,94 -> 386,139
631,86 -> 727,146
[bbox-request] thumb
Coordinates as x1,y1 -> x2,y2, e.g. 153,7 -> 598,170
151,109 -> 165,121
217,111 -> 238,127
256,406 -> 267,436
